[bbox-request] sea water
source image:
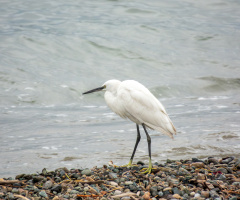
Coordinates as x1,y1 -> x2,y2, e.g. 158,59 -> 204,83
0,0 -> 240,177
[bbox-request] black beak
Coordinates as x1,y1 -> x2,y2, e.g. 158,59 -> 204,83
82,86 -> 105,95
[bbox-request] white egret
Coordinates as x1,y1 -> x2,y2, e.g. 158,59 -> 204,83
83,80 -> 176,173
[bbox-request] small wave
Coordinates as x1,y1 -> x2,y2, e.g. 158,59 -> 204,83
199,76 -> 240,92
125,8 -> 155,14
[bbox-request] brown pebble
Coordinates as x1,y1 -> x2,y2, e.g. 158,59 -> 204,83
191,162 -> 205,168
205,181 -> 214,190
201,190 -> 209,198
172,194 -> 182,199
176,161 -> 182,165
163,187 -> 172,192
142,192 -> 150,200
197,173 -> 206,180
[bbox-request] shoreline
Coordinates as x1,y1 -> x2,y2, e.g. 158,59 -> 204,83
0,156 -> 239,200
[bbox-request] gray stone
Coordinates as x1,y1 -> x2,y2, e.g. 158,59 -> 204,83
220,157 -> 234,164
33,176 -> 44,183
7,193 -> 15,200
209,189 -> 220,198
178,168 -> 190,176
63,194 -> 70,198
12,188 -> 19,194
150,186 -> 158,196
51,184 -> 62,193
216,168 -> 228,174
217,174 -> 226,181
119,177 -> 125,182
172,187 -> 180,194
81,168 -> 92,176
70,189 -> 79,194
43,180 -> 53,189
154,176 -> 161,182
39,190 -> 48,198
71,173 -> 80,179
114,190 -> 122,195
109,172 -> 118,179
129,184 -> 137,192
75,186 -> 83,192
229,197 -> 238,200
158,191 -> 163,197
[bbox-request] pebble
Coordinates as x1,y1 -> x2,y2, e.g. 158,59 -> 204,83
51,184 -> 62,193
190,191 -> 195,197
114,190 -> 122,195
197,173 -> 206,180
0,156 -> 239,200
110,181 -> 118,186
81,168 -> 92,176
178,167 -> 190,176
172,187 -> 180,194
109,172 -> 118,179
191,162 -> 205,168
158,191 -> 163,197
216,167 -> 228,174
194,193 -> 201,198
208,157 -> 219,164
172,194 -> 182,199
201,190 -> 210,198
150,186 -> 158,196
124,181 -> 133,185
43,180 -> 53,189
142,191 -> 150,200
39,190 -> 48,198
220,156 -> 234,164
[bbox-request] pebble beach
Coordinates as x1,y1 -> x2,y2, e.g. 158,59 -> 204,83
0,156 -> 240,200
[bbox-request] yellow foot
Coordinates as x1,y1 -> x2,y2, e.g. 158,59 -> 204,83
140,158 -> 153,174
118,160 -> 137,168
140,167 -> 154,174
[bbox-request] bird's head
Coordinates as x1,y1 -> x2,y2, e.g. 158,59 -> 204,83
82,79 -> 121,95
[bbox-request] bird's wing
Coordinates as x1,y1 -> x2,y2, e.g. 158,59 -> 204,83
119,87 -> 176,138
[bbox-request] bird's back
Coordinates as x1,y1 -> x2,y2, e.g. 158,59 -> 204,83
117,80 -> 176,138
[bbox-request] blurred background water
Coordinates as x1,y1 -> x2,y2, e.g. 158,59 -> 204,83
0,0 -> 240,178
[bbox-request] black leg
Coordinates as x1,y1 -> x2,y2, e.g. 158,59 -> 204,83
130,124 -> 141,161
142,124 -> 151,160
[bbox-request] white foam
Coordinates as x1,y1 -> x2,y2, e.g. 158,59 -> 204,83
60,85 -> 68,88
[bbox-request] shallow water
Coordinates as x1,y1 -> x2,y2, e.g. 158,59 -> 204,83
0,0 -> 240,178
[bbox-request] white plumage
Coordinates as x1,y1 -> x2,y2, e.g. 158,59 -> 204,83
83,79 -> 176,173
103,80 -> 176,138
